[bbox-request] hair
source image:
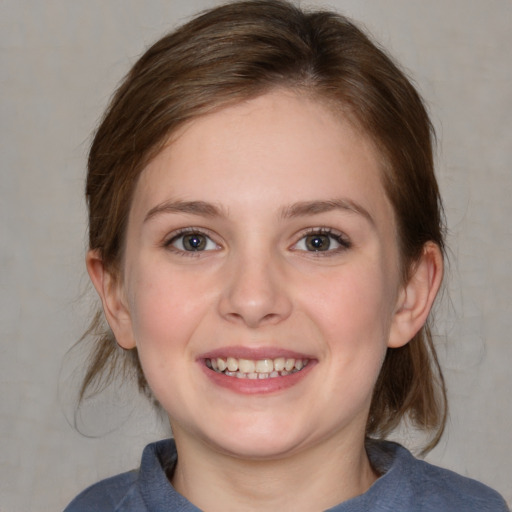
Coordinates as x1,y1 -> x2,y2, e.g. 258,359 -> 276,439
80,0 -> 447,452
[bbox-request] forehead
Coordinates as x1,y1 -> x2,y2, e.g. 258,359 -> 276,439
131,90 -> 393,229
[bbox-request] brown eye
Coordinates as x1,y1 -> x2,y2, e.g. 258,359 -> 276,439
305,234 -> 331,251
182,233 -> 207,251
292,229 -> 350,254
169,231 -> 218,252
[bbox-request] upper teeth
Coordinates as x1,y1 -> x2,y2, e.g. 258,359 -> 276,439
206,357 -> 308,376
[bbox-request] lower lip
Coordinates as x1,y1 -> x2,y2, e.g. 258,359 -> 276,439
199,360 -> 316,395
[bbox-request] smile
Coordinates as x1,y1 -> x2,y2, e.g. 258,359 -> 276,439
205,357 -> 309,379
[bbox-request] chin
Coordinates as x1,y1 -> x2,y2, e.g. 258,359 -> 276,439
214,436 -> 303,461
198,419 -> 312,461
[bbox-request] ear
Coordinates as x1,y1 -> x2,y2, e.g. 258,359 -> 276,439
388,242 -> 443,348
86,250 -> 136,350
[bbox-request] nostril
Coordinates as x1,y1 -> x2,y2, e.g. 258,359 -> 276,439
222,309 -> 288,328
217,263 -> 293,327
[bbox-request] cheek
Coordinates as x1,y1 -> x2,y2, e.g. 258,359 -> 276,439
302,260 -> 396,384
317,271 -> 394,401
126,265 -> 211,365
125,272 -> 210,412
307,263 -> 395,342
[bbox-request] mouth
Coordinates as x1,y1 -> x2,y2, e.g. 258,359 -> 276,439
205,356 -> 309,379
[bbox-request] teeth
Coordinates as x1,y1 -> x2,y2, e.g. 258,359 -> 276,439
227,357 -> 238,372
284,358 -> 295,372
255,359 -> 273,373
207,356 -> 309,379
238,358 -> 255,373
274,357 -> 285,372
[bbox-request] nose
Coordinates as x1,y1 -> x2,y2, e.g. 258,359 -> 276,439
217,249 -> 293,328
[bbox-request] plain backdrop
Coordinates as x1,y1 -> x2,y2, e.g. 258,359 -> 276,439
1,1 -> 511,510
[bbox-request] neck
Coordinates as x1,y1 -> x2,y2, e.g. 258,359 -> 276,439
170,427 -> 378,512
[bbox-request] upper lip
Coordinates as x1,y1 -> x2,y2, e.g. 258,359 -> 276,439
198,346 -> 315,361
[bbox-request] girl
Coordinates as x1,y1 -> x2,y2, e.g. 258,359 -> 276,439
65,1 -> 509,510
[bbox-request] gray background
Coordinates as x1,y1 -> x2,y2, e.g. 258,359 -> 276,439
1,1 -> 511,510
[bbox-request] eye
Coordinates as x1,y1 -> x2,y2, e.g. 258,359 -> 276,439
292,229 -> 350,253
167,230 -> 219,252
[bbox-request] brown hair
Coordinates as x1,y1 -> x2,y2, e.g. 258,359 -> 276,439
81,0 -> 447,451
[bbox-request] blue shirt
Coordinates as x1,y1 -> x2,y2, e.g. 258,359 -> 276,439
64,439 -> 509,511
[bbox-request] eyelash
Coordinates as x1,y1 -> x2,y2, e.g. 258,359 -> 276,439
292,228 -> 351,255
163,227 -> 351,257
164,228 -> 220,256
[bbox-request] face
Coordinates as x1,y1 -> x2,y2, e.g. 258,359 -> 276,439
110,90 -> 409,460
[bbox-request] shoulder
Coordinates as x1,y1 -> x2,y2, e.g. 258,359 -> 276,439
63,470 -> 141,512
63,439 -> 193,512
365,441 -> 509,511
413,455 -> 509,510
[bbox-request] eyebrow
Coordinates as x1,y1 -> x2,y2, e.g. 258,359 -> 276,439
144,198 -> 374,226
280,199 -> 375,226
144,200 -> 224,223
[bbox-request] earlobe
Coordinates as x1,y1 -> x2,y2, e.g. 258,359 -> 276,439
388,242 -> 443,348
86,250 -> 136,350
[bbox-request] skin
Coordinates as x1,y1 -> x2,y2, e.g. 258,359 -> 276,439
88,90 -> 443,511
